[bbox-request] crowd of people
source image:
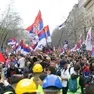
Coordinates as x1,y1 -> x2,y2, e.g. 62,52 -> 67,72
0,45 -> 94,94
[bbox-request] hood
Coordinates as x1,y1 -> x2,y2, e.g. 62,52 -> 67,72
71,74 -> 78,80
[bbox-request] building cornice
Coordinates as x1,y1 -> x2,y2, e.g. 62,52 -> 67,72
84,0 -> 91,7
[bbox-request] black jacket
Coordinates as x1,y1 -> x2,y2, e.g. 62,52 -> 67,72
7,67 -> 20,78
0,83 -> 15,94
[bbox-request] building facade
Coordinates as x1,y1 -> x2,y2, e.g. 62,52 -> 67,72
78,0 -> 87,7
84,0 -> 94,28
52,1 -> 94,46
61,4 -> 86,44
78,0 -> 94,30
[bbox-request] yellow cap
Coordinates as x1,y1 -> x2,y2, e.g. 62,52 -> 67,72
33,63 -> 43,73
15,79 -> 37,94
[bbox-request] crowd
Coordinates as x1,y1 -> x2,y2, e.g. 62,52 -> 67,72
0,45 -> 94,94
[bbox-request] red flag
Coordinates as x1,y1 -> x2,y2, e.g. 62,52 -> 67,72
0,52 -> 5,62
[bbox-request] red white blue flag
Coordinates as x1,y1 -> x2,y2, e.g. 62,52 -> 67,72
26,10 -> 43,35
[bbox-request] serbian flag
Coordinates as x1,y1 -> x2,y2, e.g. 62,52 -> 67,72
74,44 -> 79,51
44,25 -> 51,43
61,48 -> 64,54
92,47 -> 94,57
71,43 -> 80,51
38,29 -> 46,41
34,29 -> 47,51
8,38 -> 17,45
31,42 -> 38,50
32,28 -> 47,51
86,27 -> 92,51
26,10 -> 43,35
20,40 -> 31,55
63,40 -> 68,50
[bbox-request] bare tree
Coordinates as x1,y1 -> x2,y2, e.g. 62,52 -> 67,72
0,2 -> 23,48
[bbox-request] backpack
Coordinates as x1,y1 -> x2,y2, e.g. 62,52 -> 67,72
68,77 -> 79,92
68,67 -> 72,74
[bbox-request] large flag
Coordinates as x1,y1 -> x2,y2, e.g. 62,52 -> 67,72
26,10 -> 43,35
44,25 -> 52,43
86,27 -> 92,51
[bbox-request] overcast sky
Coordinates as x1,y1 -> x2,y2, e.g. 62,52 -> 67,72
0,0 -> 78,33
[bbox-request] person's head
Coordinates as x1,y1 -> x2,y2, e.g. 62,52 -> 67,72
18,54 -> 24,59
81,57 -> 87,64
46,66 -> 56,75
42,74 -> 63,94
90,62 -> 94,71
10,62 -> 14,69
50,56 -> 57,64
90,59 -> 94,71
46,56 -> 51,63
74,63 -> 81,72
80,57 -> 87,68
60,60 -> 67,69
15,79 -> 37,94
26,61 -> 31,67
32,57 -> 38,63
4,54 -> 8,60
32,63 -> 43,77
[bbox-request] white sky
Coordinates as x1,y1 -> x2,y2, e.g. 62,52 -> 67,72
0,0 -> 78,33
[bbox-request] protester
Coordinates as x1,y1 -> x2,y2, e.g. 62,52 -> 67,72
46,66 -> 56,75
7,62 -> 20,83
23,61 -> 32,78
18,54 -> 25,73
0,68 -> 15,94
67,63 -> 82,94
31,63 -> 44,94
1,40 -> 94,94
42,74 -> 63,94
60,60 -> 69,94
38,73 -> 47,94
